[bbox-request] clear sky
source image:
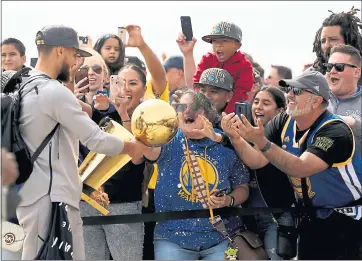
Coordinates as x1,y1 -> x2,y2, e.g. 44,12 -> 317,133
2,1 -> 360,77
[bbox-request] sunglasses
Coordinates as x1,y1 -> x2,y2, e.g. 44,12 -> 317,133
283,86 -> 313,96
174,103 -> 201,113
323,63 -> 358,72
80,64 -> 103,74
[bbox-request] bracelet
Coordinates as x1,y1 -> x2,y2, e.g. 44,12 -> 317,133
228,195 -> 235,207
260,140 -> 272,153
122,119 -> 131,123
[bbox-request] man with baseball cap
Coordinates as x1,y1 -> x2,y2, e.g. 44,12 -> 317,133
16,25 -> 147,260
221,70 -> 362,259
194,68 -> 234,114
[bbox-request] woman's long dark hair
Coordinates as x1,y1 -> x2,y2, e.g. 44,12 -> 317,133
94,34 -> 125,75
312,7 -> 362,74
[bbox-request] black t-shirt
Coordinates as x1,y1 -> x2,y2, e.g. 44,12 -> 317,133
88,108 -> 145,203
264,111 -> 354,167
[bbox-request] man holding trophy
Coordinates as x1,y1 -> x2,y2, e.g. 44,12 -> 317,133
16,25 -> 148,260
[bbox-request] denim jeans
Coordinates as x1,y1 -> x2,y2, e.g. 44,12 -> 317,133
254,212 -> 295,260
154,239 -> 229,260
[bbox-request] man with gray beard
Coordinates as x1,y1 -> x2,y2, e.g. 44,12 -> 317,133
221,71 -> 362,259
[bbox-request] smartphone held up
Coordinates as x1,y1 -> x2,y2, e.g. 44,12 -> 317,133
79,36 -> 88,45
234,102 -> 252,123
74,68 -> 89,93
117,27 -> 127,43
180,16 -> 193,41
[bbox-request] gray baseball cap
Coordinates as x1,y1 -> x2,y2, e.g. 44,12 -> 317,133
194,68 -> 234,92
202,21 -> 242,43
279,71 -> 330,101
35,25 -> 92,57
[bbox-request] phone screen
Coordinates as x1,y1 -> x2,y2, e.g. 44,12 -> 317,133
180,16 -> 193,41
74,68 -> 89,92
117,27 -> 127,43
79,36 -> 88,45
234,102 -> 252,123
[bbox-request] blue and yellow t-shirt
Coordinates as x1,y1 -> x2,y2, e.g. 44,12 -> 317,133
154,129 -> 249,249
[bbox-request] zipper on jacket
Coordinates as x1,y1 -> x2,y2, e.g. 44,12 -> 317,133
47,141 -> 53,195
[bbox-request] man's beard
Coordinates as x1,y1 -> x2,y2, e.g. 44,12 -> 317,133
286,96 -> 315,117
56,63 -> 70,82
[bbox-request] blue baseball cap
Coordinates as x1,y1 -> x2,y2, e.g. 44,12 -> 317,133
163,55 -> 184,72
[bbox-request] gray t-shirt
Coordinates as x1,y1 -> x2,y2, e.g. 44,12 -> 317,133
18,70 -> 125,209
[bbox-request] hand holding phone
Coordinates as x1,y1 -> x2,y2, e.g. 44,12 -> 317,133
214,188 -> 228,197
180,16 -> 193,41
74,68 -> 89,94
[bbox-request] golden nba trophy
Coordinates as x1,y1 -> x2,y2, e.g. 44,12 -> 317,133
78,99 -> 178,215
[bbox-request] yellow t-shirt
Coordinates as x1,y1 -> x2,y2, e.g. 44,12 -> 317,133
143,79 -> 169,189
144,79 -> 170,103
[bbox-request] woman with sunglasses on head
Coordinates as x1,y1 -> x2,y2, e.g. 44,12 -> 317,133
139,89 -> 250,260
80,64 -> 152,260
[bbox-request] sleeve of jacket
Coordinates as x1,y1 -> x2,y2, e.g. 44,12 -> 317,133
224,62 -> 254,113
193,54 -> 211,88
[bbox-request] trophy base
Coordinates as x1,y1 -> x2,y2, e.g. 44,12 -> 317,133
81,192 -> 109,216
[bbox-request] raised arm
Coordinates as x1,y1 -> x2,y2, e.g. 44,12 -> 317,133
125,25 -> 167,97
176,33 -> 197,87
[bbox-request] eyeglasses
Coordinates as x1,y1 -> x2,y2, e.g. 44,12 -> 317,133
80,64 -> 103,74
283,86 -> 313,96
323,63 -> 358,72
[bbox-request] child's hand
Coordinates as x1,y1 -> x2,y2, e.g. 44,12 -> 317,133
176,32 -> 197,55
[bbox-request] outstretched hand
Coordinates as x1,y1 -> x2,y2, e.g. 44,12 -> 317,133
233,114 -> 266,148
188,115 -> 219,141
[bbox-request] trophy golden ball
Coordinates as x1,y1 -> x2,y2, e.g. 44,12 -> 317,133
131,99 -> 178,147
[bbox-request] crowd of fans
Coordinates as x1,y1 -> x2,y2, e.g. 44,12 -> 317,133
1,5 -> 362,261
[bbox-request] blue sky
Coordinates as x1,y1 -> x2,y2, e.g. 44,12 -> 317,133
2,1 -> 360,77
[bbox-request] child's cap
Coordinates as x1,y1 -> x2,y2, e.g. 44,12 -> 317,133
202,21 -> 242,44
194,68 -> 234,92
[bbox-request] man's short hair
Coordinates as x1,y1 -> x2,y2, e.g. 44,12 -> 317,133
330,44 -> 362,67
1,38 -> 26,56
272,65 -> 293,79
37,45 -> 54,56
252,62 -> 264,78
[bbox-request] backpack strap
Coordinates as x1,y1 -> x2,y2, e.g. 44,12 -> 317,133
19,73 -> 58,164
20,74 -> 51,96
30,123 -> 60,164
